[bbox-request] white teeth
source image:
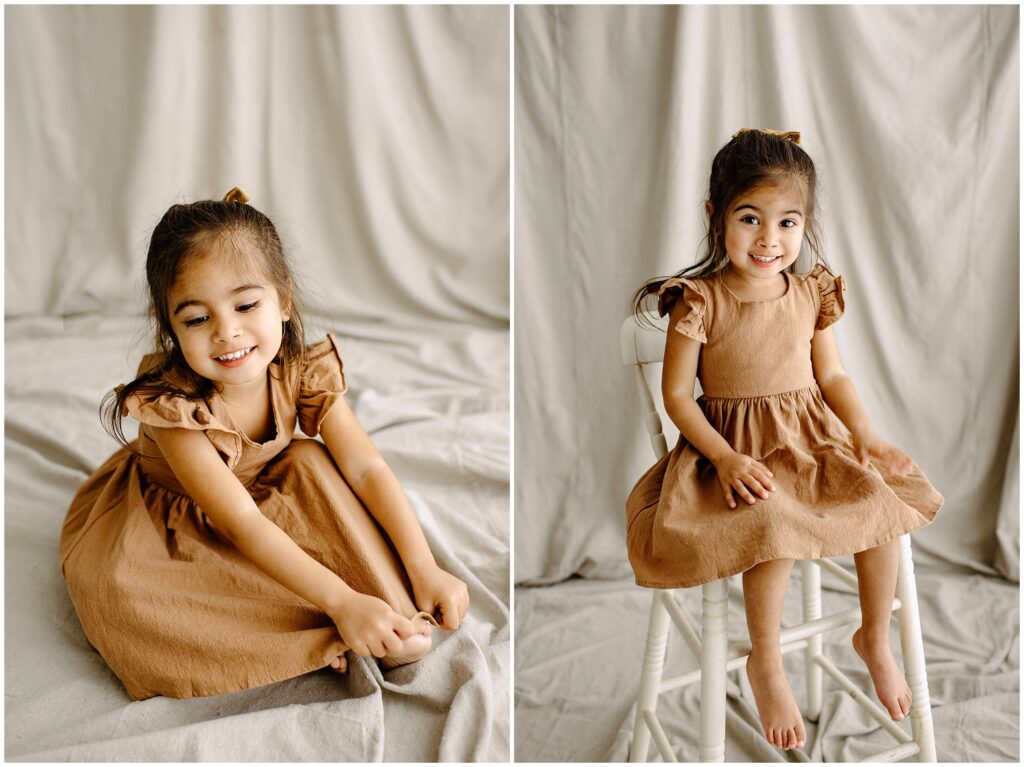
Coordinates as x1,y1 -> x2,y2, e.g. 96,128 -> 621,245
217,347 -> 252,361
751,255 -> 779,263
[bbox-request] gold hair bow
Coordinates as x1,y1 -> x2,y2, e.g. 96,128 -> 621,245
732,128 -> 801,145
223,187 -> 250,204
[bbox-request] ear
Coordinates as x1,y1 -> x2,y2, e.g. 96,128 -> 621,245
705,200 -> 714,218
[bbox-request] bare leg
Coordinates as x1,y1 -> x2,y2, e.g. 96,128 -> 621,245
852,539 -> 912,720
743,559 -> 806,750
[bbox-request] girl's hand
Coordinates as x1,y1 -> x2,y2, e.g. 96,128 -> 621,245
712,451 -> 775,509
330,592 -> 417,658
411,566 -> 469,630
851,432 -> 914,476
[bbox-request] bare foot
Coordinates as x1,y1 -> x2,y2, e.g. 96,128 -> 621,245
328,653 -> 348,674
380,617 -> 433,671
745,648 -> 806,750
852,628 -> 912,721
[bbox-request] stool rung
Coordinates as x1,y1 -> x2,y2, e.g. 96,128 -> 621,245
814,558 -> 860,591
810,560 -> 903,616
731,600 -> 901,657
642,709 -> 678,762
858,741 -> 921,762
815,655 -> 913,744
660,640 -> 808,693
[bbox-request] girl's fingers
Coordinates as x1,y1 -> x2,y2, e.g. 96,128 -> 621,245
382,630 -> 403,656
721,482 -> 737,509
392,614 -> 416,639
439,597 -> 460,630
744,472 -> 773,498
731,478 -> 756,505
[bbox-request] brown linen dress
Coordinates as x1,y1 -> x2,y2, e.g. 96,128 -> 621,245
626,265 -> 943,590
60,335 -> 419,700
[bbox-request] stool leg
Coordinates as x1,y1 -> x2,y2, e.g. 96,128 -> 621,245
800,560 -> 823,722
630,590 -> 671,762
894,535 -> 937,762
699,578 -> 729,762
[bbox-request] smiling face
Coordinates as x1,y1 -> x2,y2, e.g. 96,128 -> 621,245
721,182 -> 807,286
166,243 -> 290,395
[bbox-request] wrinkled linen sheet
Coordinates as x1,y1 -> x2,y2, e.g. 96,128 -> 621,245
515,568 -> 1018,762
6,315 -> 510,762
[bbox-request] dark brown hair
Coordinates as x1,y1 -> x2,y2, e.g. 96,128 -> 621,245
102,191 -> 306,448
632,129 -> 832,319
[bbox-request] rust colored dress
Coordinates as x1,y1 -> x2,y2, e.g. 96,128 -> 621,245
626,266 -> 943,590
60,336 -> 418,700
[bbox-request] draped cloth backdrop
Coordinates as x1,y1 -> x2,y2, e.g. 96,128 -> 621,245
6,5 -> 509,761
515,5 -> 1019,585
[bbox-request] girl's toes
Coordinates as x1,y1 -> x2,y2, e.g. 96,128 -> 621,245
329,654 -> 347,673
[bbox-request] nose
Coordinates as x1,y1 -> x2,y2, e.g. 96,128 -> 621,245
212,314 -> 242,343
757,225 -> 778,249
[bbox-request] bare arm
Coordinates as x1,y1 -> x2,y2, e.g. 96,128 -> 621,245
662,302 -> 774,508
661,305 -> 732,464
149,426 -> 415,656
319,397 -> 469,629
811,327 -> 912,473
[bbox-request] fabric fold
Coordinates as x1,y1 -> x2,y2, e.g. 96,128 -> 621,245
810,263 -> 846,331
297,334 -> 349,437
656,277 -> 708,343
122,386 -> 244,469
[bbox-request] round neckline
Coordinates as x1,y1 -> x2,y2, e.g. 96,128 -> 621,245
214,367 -> 283,447
719,271 -> 791,304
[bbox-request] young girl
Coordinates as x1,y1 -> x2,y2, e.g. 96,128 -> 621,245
60,188 -> 469,700
626,130 -> 942,752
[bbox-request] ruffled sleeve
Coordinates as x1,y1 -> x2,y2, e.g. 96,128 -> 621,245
656,277 -> 708,343
811,264 -> 847,331
120,384 -> 243,469
297,334 -> 348,437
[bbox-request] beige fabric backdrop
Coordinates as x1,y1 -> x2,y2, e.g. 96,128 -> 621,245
6,4 -> 508,327
6,5 -> 509,761
515,4 -> 1019,584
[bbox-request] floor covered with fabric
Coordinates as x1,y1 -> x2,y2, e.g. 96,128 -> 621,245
515,565 -> 1018,762
6,315 -> 510,761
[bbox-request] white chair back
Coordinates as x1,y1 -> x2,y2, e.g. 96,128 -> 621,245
619,312 -> 670,461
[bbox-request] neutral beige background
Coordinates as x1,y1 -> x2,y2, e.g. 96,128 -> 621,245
515,4 -> 1018,585
514,6 -> 1018,761
6,5 -> 509,761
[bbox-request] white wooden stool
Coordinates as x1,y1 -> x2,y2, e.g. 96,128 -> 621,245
620,313 -> 937,763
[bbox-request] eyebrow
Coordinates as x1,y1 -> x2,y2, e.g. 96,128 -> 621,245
733,203 -> 804,216
172,284 -> 265,316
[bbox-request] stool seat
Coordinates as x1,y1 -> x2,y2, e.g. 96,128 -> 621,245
620,314 -> 937,762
